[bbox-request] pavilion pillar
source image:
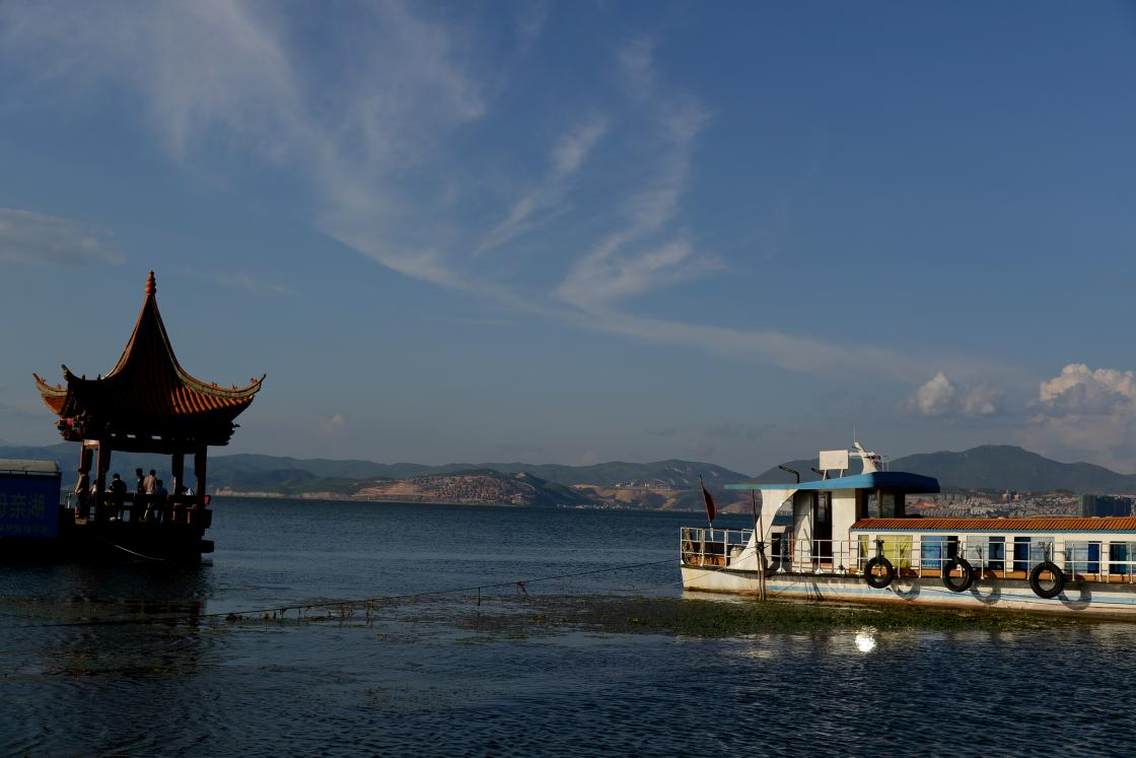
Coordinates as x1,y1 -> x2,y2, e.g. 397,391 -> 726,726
76,445 -> 94,520
78,445 -> 94,475
171,451 -> 186,523
193,447 -> 208,509
171,452 -> 185,496
95,441 -> 111,523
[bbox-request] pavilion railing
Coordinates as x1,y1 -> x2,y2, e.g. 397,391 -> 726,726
67,492 -> 211,526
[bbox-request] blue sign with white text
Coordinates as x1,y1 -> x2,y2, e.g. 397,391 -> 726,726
0,474 -> 60,539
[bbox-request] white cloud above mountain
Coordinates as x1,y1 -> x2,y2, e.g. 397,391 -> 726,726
1038,364 -> 1136,417
1020,364 -> 1136,471
910,372 -> 1001,418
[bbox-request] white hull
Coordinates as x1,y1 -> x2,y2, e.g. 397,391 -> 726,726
681,565 -> 1136,616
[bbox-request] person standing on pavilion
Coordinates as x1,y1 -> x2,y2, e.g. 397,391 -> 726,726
134,467 -> 147,522
153,479 -> 169,523
74,468 -> 91,521
108,473 -> 127,520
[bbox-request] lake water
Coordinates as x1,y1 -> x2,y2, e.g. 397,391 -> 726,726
1,498 -> 1134,756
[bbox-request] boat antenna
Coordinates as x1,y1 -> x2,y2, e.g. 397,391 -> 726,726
778,464 -> 800,484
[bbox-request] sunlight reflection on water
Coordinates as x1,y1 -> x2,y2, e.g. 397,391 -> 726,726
854,629 -> 877,653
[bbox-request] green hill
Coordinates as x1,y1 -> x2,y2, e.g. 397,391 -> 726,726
890,445 -> 1136,492
0,444 -> 749,502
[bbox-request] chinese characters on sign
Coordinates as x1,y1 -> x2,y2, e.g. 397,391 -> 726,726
0,476 -> 60,539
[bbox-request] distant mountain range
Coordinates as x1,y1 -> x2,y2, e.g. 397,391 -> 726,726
0,444 -> 750,489
3,442 -> 1135,507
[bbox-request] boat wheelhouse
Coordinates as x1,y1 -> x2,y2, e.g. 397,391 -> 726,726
680,444 -> 1136,615
12,271 -> 265,562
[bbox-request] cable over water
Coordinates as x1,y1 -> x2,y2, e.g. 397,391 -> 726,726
1,556 -> 680,629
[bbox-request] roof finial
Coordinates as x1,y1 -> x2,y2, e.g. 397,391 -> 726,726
145,271 -> 157,296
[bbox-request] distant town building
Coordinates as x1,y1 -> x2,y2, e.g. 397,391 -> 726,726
1081,494 -> 1135,518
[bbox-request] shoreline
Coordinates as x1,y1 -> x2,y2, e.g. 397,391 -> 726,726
210,491 -> 707,513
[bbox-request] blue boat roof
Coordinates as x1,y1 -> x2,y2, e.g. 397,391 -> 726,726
725,471 -> 940,494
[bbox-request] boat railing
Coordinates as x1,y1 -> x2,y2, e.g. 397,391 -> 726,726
679,527 -> 755,568
681,529 -> 1136,583
770,537 -> 863,575
1062,540 -> 1136,584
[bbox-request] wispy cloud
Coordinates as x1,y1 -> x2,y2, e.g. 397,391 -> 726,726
556,55 -> 714,308
559,239 -> 719,305
0,208 -> 124,266
551,117 -> 608,175
513,1 -> 550,58
0,6 -> 1013,386
0,0 -> 484,286
576,309 -> 954,382
476,114 -> 608,255
319,413 -> 347,436
214,272 -> 292,297
618,36 -> 656,100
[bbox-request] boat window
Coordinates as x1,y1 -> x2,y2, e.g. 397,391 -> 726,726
1030,538 -> 1055,566
960,536 -> 1005,569
1008,536 -> 1060,571
882,535 -> 912,569
1012,536 -> 1031,572
816,494 -> 830,524
920,535 -> 948,570
1109,542 -> 1136,575
857,534 -> 869,569
979,536 -> 1005,572
1066,541 -> 1101,575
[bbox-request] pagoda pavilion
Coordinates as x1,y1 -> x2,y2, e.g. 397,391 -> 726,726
32,271 -> 263,558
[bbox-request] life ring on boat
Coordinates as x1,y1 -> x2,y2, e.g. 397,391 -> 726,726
1029,561 -> 1065,599
941,557 -> 976,593
863,556 -> 895,589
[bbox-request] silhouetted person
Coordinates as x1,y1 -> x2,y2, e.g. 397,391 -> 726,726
153,479 -> 168,523
109,473 -> 127,520
133,467 -> 147,522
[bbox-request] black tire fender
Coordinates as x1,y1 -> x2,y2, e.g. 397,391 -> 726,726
941,557 -> 976,593
1029,561 -> 1065,599
864,556 -> 895,589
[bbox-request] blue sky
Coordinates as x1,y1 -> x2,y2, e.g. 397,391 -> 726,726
2,1 -> 1136,473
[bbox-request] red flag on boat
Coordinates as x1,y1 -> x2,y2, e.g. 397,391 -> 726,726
700,476 -> 716,524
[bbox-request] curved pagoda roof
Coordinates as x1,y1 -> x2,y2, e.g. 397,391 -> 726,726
34,271 -> 264,450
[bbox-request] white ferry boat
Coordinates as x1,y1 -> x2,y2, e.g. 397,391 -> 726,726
680,443 -> 1136,616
